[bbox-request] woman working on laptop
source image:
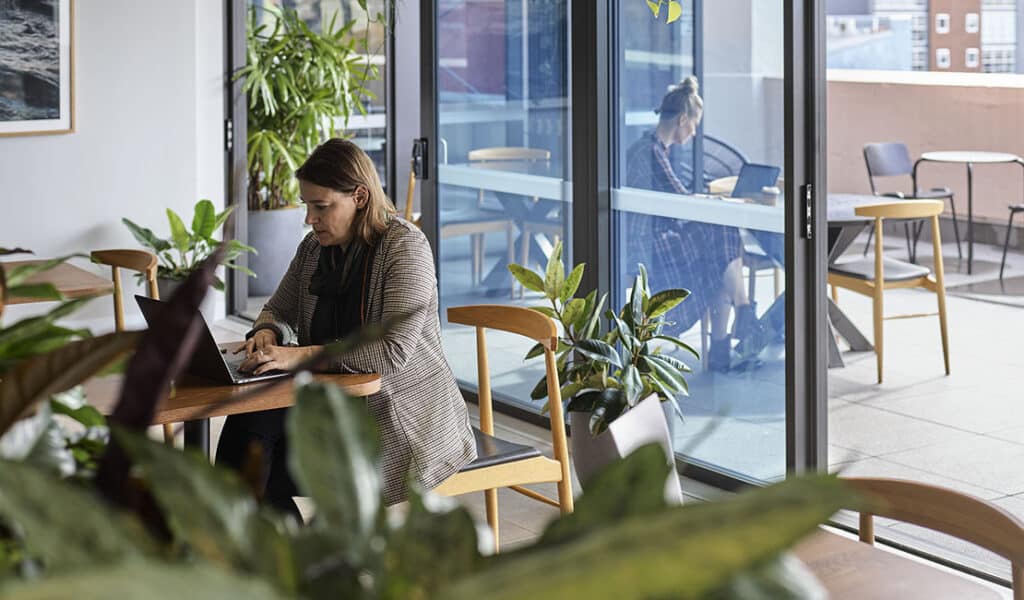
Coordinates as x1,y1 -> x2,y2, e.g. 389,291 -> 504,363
219,139 -> 476,517
624,76 -> 764,371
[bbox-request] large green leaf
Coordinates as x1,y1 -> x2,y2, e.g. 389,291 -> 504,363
543,249 -> 565,301
112,427 -> 298,591
537,444 -> 669,548
647,288 -> 690,319
443,474 -> 857,600
287,380 -> 382,563
559,263 -> 585,304
0,561 -> 287,600
573,339 -> 622,369
0,331 -> 139,435
561,298 -> 585,329
0,459 -> 149,572
191,199 -> 218,240
507,264 -> 544,294
381,492 -> 483,599
121,218 -> 171,253
166,208 -> 191,253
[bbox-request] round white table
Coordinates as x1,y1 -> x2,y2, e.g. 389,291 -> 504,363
913,151 -> 1024,274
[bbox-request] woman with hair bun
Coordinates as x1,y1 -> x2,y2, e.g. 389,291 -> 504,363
625,76 -> 763,372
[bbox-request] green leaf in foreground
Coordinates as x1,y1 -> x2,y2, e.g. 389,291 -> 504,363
288,380 -> 382,563
112,427 -> 297,591
0,561 -> 286,600
442,474 -> 856,600
0,460 -> 149,574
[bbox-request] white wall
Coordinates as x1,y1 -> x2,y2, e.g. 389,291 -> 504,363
0,0 -> 226,331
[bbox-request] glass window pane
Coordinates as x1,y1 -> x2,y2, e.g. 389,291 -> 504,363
613,1 -> 786,482
436,0 -> 571,412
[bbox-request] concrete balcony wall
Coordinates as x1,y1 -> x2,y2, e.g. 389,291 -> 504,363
827,69 -> 1024,225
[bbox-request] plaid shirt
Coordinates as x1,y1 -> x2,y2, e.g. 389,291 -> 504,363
623,131 -> 743,333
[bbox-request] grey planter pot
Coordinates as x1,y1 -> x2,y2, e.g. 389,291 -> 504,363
247,208 -> 307,297
570,394 -> 684,505
156,277 -> 217,324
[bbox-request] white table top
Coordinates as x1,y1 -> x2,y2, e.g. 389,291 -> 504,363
920,151 -> 1021,164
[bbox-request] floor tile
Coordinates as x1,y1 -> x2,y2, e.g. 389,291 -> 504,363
881,436 -> 1024,496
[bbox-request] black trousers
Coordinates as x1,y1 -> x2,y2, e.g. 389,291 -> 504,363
216,408 -> 301,520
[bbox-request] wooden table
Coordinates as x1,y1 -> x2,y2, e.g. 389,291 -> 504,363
793,529 -> 1003,599
84,372 -> 382,454
1,260 -> 113,304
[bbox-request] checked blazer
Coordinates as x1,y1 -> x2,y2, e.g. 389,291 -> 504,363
252,217 -> 476,505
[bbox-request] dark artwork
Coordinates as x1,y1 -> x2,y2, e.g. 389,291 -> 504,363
0,0 -> 60,122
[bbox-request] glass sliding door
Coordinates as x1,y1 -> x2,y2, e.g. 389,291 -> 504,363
612,0 -> 789,482
433,0 -> 571,411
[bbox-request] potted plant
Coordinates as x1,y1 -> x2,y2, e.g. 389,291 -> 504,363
509,241 -> 697,503
122,199 -> 255,303
236,6 -> 381,295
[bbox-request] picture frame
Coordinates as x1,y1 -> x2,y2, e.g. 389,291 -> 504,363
0,0 -> 74,137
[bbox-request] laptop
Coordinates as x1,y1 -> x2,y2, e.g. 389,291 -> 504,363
730,163 -> 781,199
135,295 -> 289,385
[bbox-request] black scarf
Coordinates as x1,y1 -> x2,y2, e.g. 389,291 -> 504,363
308,241 -> 374,345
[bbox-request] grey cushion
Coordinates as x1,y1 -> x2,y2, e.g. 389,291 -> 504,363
830,257 -> 930,282
460,427 -> 542,472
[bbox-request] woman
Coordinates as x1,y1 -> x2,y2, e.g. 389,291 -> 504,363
219,139 -> 477,516
624,76 -> 762,371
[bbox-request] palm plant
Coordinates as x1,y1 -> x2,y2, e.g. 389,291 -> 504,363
237,6 -> 379,210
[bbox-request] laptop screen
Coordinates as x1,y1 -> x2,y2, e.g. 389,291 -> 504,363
731,163 -> 781,198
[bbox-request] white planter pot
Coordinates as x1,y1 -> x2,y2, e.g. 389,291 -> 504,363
156,277 -> 217,325
570,394 -> 684,505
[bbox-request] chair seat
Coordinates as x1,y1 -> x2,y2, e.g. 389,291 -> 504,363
830,256 -> 930,282
460,427 -> 541,472
913,187 -> 953,200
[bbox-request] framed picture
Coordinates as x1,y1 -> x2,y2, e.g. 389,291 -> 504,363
0,0 -> 74,136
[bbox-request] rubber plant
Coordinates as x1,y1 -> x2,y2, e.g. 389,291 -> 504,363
509,240 -> 698,435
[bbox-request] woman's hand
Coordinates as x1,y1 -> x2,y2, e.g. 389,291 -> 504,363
234,329 -> 277,357
239,344 -> 321,375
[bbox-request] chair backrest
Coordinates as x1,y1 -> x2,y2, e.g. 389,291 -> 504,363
90,249 -> 159,331
864,142 -> 914,195
404,159 -> 417,223
843,477 -> 1024,597
446,304 -> 570,491
708,176 -> 738,196
467,147 -> 551,163
855,200 -> 943,220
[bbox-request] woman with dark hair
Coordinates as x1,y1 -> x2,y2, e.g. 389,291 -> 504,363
217,138 -> 476,516
625,76 -> 762,371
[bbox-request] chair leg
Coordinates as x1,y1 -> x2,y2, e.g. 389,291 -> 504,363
162,423 -> 175,445
519,226 -> 531,299
904,222 -> 915,263
831,284 -> 838,304
873,285 -> 884,384
471,233 -> 482,287
485,488 -> 499,554
931,215 -> 951,376
507,224 -> 516,298
747,263 -> 756,301
1000,210 -> 1017,280
948,196 -> 963,260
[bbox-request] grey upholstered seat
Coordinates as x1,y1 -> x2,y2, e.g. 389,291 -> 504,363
460,427 -> 542,472
830,257 -> 930,282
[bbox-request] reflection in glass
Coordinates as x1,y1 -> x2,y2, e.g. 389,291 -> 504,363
435,0 -> 571,411
613,1 -> 786,482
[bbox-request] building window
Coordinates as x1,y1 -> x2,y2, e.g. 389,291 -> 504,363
965,47 -> 980,68
965,12 -> 980,34
935,13 -> 950,34
936,47 -> 951,68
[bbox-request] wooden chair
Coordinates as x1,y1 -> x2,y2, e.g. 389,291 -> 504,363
436,304 -> 573,552
404,158 -> 515,290
469,147 -> 560,298
828,201 -> 949,383
90,250 -> 174,444
841,477 -> 1024,599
